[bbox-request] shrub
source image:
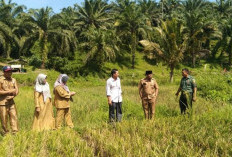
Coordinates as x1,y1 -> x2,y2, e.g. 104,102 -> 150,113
197,72 -> 232,102
29,55 -> 42,68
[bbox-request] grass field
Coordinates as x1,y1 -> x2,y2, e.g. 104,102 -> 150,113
0,55 -> 232,156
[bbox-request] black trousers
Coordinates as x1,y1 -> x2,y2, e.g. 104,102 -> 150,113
179,92 -> 193,114
109,102 -> 122,122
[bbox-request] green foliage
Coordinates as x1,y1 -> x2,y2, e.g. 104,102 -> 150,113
198,72 -> 232,102
29,55 -> 42,68
1,66 -> 231,156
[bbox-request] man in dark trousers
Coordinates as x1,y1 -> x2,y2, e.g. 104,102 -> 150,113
106,69 -> 122,122
175,68 -> 197,114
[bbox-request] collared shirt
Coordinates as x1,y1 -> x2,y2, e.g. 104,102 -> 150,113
180,75 -> 197,93
54,85 -> 71,108
0,76 -> 17,105
106,77 -> 122,103
138,78 -> 159,99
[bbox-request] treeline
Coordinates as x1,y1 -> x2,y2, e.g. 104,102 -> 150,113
0,0 -> 232,77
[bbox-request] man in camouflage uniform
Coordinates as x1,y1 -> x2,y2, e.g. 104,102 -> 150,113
175,68 -> 197,114
0,66 -> 19,134
138,71 -> 159,119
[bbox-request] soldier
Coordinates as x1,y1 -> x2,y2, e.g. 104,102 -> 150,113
175,68 -> 197,114
0,66 -> 19,134
106,69 -> 122,122
138,71 -> 159,119
54,74 -> 76,129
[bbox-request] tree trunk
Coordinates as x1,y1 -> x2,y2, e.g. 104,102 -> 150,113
6,43 -> 11,59
211,40 -> 222,59
205,39 -> 210,50
170,66 -> 174,83
41,34 -> 48,69
192,49 -> 196,68
131,32 -> 136,69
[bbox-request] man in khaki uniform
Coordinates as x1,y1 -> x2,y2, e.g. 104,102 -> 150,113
54,74 -> 76,129
138,71 -> 159,119
0,66 -> 19,134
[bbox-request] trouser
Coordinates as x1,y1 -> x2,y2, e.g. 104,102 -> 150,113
142,98 -> 156,119
109,102 -> 122,122
179,92 -> 193,114
0,104 -> 18,134
56,108 -> 74,129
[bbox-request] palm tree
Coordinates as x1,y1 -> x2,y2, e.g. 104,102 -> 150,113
114,0 -> 150,69
212,18 -> 232,65
140,19 -> 186,82
74,0 -> 113,30
159,0 -> 181,20
181,0 -> 214,67
49,7 -> 78,57
214,0 -> 232,18
138,0 -> 160,27
23,7 -> 73,68
79,27 -> 119,71
0,0 -> 25,58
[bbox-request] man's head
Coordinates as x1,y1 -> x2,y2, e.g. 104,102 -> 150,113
3,66 -> 12,79
145,70 -> 153,79
111,69 -> 119,79
182,68 -> 189,77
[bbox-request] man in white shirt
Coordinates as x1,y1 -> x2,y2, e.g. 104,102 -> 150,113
106,69 -> 122,122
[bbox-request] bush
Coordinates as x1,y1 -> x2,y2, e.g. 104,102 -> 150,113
29,55 -> 42,68
47,56 -> 82,77
197,72 -> 232,102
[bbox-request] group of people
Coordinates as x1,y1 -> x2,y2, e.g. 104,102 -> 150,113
0,66 -> 197,135
106,68 -> 197,122
0,66 -> 76,135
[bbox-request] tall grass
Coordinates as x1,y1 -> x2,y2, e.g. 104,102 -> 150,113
0,58 -> 231,156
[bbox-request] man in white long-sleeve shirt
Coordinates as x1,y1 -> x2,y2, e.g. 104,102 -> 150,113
106,69 -> 122,122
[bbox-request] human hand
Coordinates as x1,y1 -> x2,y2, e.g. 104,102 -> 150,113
6,96 -> 14,100
175,92 -> 179,96
9,89 -> 16,95
70,92 -> 76,96
36,107 -> 40,112
107,97 -> 112,106
193,96 -> 197,102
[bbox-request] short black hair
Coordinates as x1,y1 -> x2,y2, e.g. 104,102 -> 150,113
182,68 -> 189,74
111,69 -> 118,76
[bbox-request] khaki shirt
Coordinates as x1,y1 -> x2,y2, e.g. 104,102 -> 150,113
0,76 -> 17,105
34,91 -> 52,108
138,78 -> 159,99
54,85 -> 71,108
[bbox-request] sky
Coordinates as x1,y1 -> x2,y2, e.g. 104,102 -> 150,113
12,0 -> 83,13
12,0 -> 216,13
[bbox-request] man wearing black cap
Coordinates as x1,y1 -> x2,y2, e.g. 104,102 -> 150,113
138,70 -> 159,119
0,66 -> 19,134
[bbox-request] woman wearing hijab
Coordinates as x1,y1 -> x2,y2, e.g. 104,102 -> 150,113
32,74 -> 55,131
54,74 -> 76,129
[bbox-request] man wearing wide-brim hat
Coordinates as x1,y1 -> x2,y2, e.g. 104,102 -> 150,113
138,70 -> 159,119
0,66 -> 19,135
